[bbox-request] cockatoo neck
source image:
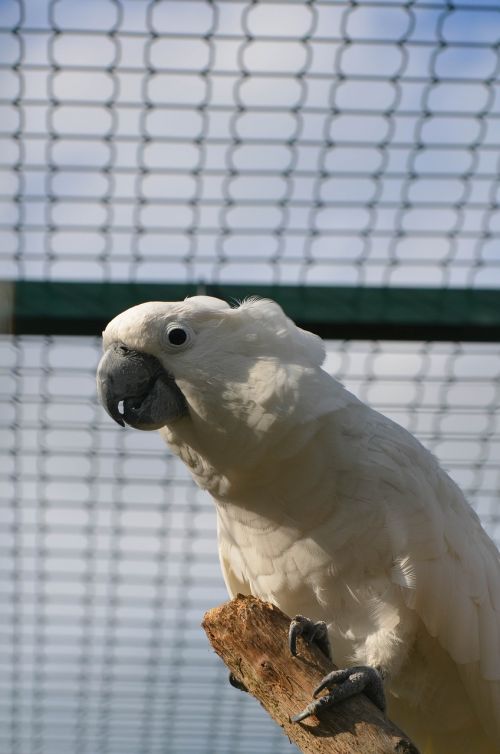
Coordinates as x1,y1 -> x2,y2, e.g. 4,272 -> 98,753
160,364 -> 353,501
163,363 -> 295,472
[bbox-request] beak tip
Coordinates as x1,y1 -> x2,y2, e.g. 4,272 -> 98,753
107,400 -> 127,428
97,372 -> 126,428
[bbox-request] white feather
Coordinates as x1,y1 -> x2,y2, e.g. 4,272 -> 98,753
103,295 -> 500,754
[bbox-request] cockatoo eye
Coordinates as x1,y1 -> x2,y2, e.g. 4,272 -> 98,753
168,328 -> 187,345
165,323 -> 192,349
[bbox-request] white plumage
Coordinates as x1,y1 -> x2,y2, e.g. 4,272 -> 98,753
100,295 -> 500,753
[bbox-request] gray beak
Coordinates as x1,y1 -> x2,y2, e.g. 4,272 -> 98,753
96,344 -> 187,430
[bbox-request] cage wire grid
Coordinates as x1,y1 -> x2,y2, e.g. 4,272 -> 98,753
1,0 -> 500,285
1,1 -> 500,753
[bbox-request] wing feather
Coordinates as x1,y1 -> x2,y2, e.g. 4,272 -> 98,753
361,408 -> 500,742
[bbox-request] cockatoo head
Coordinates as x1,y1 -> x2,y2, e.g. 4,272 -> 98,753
97,295 -> 325,437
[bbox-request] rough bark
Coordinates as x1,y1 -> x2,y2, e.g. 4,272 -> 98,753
202,594 -> 420,754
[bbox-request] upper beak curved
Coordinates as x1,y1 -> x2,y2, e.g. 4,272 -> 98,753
96,344 -> 187,431
96,346 -> 127,426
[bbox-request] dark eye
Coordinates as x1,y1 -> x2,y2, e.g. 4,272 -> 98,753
167,327 -> 188,346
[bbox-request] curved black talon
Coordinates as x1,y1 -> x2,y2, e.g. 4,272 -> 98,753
314,665 -> 386,711
291,665 -> 386,723
289,614 -> 332,660
228,671 -> 248,692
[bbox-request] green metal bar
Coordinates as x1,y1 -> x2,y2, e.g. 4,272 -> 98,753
2,280 -> 500,341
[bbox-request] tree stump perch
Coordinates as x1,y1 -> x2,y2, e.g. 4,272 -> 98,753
203,595 -> 420,754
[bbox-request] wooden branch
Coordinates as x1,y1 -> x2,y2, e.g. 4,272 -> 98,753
203,595 -> 420,754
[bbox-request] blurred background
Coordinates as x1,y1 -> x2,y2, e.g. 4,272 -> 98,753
1,1 -> 499,752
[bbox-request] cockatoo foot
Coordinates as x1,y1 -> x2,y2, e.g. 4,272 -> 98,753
291,665 -> 386,723
289,616 -> 385,723
289,614 -> 332,660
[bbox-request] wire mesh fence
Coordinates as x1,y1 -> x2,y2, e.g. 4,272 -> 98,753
1,1 -> 500,753
1,0 -> 500,286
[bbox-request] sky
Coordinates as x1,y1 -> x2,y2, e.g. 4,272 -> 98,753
0,0 -> 500,286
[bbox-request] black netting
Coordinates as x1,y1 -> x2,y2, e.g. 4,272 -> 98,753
1,0 -> 500,285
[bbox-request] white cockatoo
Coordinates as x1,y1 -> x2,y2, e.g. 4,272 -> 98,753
96,295 -> 500,754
